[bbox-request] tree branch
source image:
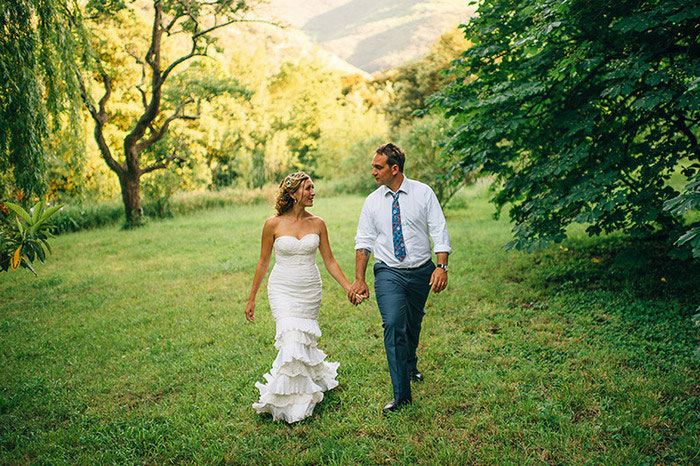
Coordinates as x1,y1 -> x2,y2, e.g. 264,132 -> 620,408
160,17 -> 279,85
192,18 -> 279,40
140,136 -> 188,176
163,10 -> 184,34
175,0 -> 199,28
76,72 -> 98,120
160,46 -> 205,84
675,112 -> 699,160
126,47 -> 149,110
135,97 -> 196,153
140,152 -> 187,175
144,0 -> 163,72
76,71 -> 124,175
124,0 -> 165,173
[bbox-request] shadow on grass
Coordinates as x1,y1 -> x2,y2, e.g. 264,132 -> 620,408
523,235 -> 700,306
505,235 -> 700,373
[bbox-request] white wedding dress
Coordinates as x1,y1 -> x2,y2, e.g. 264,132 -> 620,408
252,233 -> 339,423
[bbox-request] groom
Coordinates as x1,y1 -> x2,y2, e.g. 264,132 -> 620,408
349,142 -> 451,413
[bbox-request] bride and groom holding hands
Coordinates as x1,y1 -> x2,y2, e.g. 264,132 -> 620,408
244,142 -> 452,423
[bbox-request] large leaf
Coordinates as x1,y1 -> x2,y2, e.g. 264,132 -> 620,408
41,239 -> 52,255
10,246 -> 21,271
22,260 -> 37,276
39,204 -> 63,225
676,229 -> 698,246
4,202 -> 31,224
31,201 -> 43,224
34,241 -> 46,263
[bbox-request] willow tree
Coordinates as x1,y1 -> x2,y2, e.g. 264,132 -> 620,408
0,0 -> 85,201
78,0 -> 263,226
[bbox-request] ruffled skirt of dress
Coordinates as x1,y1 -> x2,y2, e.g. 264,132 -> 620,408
252,316 -> 339,423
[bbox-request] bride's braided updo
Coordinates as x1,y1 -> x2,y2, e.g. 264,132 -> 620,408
275,171 -> 311,215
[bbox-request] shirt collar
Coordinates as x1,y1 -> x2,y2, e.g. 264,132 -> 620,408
383,176 -> 410,197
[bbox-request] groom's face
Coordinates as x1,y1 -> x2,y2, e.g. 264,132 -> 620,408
372,153 -> 398,187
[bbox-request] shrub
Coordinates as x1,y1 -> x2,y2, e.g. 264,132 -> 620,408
1,201 -> 62,275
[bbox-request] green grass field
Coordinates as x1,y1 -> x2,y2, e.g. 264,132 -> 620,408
1,184 -> 699,464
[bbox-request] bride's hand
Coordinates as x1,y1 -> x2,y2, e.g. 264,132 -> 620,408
344,286 -> 363,305
348,280 -> 370,306
351,293 -> 364,305
245,302 -> 255,322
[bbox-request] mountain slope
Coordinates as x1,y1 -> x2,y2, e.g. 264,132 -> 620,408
263,0 -> 476,73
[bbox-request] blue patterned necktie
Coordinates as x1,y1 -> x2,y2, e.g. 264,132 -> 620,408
391,192 -> 406,261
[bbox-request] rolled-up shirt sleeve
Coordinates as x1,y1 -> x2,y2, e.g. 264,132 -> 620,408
354,197 -> 377,251
427,189 -> 452,254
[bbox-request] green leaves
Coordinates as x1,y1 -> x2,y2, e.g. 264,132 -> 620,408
693,305 -> 700,360
1,200 -> 63,275
0,0 -> 87,200
433,0 -> 700,255
4,202 -> 31,224
394,114 -> 474,206
165,60 -> 251,105
664,171 -> 700,257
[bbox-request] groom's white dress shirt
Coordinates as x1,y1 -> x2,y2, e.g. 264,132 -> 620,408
355,176 -> 451,269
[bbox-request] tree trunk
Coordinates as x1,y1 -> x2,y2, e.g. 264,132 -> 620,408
119,172 -> 144,227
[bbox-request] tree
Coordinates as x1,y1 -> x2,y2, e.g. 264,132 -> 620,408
433,0 -> 700,254
266,60 -> 343,174
377,29 -> 471,129
0,0 -> 86,201
78,0 -> 262,227
395,115 -> 474,207
369,29 -> 474,205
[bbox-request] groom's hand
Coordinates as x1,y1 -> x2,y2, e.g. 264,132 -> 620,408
429,268 -> 448,293
348,280 -> 370,306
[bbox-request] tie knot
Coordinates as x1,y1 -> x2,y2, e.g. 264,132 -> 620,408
391,192 -> 400,200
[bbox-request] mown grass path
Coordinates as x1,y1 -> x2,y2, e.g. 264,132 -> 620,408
1,186 -> 698,464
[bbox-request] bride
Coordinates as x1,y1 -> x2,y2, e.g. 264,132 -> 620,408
245,172 -> 361,423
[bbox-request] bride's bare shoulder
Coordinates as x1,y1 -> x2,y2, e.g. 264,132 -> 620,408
263,215 -> 282,232
308,215 -> 326,226
264,215 -> 280,226
307,215 -> 328,234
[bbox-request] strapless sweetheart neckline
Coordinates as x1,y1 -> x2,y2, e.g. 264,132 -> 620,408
274,233 -> 320,242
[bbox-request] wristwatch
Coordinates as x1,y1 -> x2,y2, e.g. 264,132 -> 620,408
437,264 -> 449,272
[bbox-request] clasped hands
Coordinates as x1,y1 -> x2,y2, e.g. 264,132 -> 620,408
346,268 -> 448,306
347,280 -> 369,306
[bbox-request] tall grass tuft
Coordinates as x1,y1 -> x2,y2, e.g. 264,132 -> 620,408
52,185 -> 277,234
142,185 -> 276,219
52,201 -> 125,233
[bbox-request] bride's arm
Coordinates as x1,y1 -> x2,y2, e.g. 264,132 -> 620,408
317,219 -> 353,296
245,218 -> 276,322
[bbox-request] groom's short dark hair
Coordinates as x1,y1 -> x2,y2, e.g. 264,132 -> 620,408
376,143 -> 405,172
